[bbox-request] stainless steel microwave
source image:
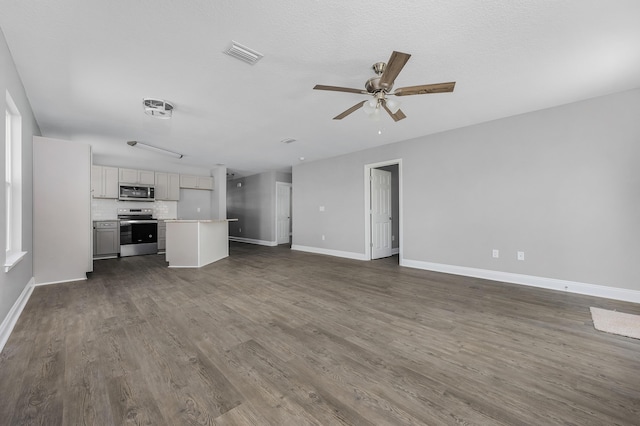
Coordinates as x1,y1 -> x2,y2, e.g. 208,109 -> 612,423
119,184 -> 155,202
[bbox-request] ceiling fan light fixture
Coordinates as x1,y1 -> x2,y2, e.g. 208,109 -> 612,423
362,99 -> 378,115
385,98 -> 401,114
368,107 -> 381,121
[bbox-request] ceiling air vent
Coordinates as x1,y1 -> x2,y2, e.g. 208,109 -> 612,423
224,41 -> 263,65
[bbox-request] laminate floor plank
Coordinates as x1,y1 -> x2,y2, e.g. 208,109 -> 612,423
228,339 -> 374,425
1,243 -> 640,425
7,287 -> 68,426
169,312 -> 318,425
100,324 -> 168,425
281,322 -> 504,425
62,316 -> 115,426
124,297 -> 243,423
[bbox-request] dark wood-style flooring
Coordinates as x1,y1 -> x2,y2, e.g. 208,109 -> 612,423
1,243 -> 639,425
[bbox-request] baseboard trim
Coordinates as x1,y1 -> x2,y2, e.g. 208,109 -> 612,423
291,245 -> 367,261
0,277 -> 35,353
229,237 -> 277,247
34,277 -> 87,287
401,259 -> 640,304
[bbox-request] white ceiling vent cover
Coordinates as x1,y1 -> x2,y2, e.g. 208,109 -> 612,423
143,98 -> 174,119
224,41 -> 263,65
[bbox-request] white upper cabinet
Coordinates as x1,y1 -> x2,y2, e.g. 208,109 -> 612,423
168,173 -> 181,199
180,174 -> 214,190
91,165 -> 119,198
155,172 -> 180,201
119,168 -> 155,185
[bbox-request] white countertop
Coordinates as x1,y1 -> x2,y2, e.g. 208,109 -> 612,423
165,218 -> 238,223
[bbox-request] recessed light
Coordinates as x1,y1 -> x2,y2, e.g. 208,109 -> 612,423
299,157 -> 305,161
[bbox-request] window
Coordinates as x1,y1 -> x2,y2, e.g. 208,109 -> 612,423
5,91 -> 24,272
5,109 -> 11,251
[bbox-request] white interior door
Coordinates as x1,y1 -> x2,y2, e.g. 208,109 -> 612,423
371,168 -> 392,259
276,182 -> 292,244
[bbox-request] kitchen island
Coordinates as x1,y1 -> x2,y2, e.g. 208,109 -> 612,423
165,219 -> 237,268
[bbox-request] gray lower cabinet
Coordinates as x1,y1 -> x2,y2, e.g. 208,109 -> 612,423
157,220 -> 167,253
93,221 -> 119,259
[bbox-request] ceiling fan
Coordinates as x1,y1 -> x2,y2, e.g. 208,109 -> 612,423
313,51 -> 455,122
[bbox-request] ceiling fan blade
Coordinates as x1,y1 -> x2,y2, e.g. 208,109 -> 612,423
313,84 -> 368,94
379,51 -> 411,90
382,103 -> 406,122
393,82 -> 456,96
333,101 -> 366,120
392,109 -> 407,121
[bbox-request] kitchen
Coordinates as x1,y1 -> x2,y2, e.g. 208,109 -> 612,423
92,165 -> 233,267
32,136 -> 230,286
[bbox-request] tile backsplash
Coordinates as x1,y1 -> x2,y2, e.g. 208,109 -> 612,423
92,198 -> 178,220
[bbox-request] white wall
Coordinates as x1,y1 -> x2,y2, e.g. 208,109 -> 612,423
292,88 -> 640,297
33,137 -> 91,284
0,27 -> 40,343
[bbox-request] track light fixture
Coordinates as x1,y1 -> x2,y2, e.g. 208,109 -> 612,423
126,141 -> 183,159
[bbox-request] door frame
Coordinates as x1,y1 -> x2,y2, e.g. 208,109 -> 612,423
364,159 -> 403,261
275,181 -> 292,245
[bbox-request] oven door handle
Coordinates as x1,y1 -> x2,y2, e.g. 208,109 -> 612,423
119,220 -> 158,225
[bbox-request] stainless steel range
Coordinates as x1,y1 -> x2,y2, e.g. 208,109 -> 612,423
118,208 -> 158,257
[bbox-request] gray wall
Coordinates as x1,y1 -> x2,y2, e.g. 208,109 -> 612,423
293,88 -> 640,292
0,27 -> 40,327
178,189 -> 212,220
227,171 -> 292,243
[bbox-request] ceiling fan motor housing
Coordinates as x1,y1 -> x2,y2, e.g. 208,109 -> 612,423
366,61 -> 393,93
365,76 -> 391,93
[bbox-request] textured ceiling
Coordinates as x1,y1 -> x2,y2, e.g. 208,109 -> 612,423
1,0 -> 639,177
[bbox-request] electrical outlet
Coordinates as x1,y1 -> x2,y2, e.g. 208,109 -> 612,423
319,206 -> 325,212
517,251 -> 525,261
322,234 -> 325,241
492,249 -> 499,258
392,235 -> 395,241
239,227 -> 241,233
197,207 -> 201,212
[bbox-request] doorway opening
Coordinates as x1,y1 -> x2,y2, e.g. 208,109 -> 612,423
364,159 -> 402,262
276,182 -> 292,246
